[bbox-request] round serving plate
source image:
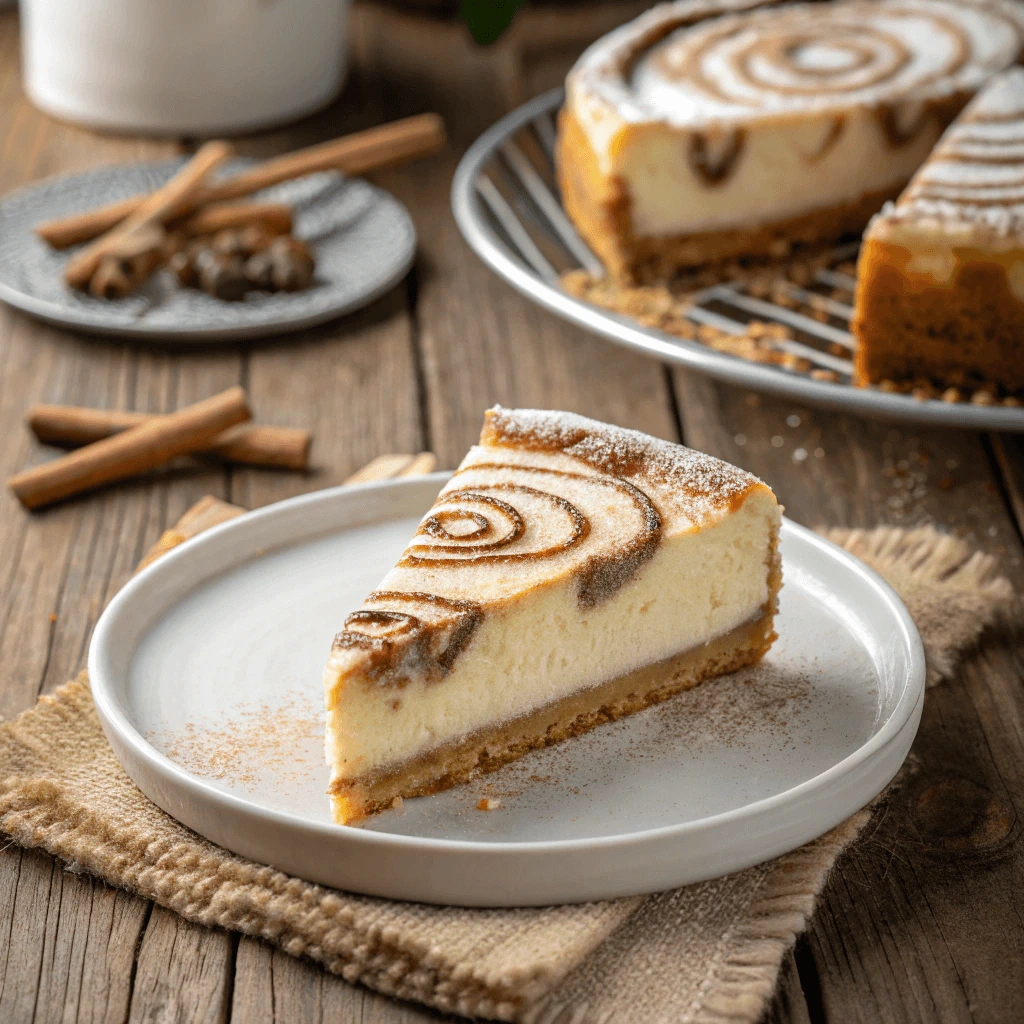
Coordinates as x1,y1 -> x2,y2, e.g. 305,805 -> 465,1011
88,473 -> 924,907
451,88 -> 1024,432
0,159 -> 416,343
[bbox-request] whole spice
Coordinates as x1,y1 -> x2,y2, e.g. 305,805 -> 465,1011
196,252 -> 250,302
27,404 -> 312,471
268,236 -> 315,291
8,386 -> 251,510
36,114 -> 445,249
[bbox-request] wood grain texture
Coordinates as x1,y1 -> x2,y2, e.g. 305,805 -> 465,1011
2,2 -> 1023,1022
671,370 -> 1024,1022
127,907 -> 234,1024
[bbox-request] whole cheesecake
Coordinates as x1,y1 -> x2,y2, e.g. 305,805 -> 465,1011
854,67 -> 1024,396
323,408 -> 782,824
559,0 -> 1024,283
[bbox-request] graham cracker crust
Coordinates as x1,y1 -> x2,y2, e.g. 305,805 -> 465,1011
853,238 -> 1024,396
331,535 -> 781,823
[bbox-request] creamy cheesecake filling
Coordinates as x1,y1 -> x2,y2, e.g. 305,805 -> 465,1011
324,489 -> 779,783
615,112 -> 943,238
866,219 -> 1024,300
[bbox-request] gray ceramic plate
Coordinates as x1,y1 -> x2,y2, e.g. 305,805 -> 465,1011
89,474 -> 925,907
0,159 -> 416,342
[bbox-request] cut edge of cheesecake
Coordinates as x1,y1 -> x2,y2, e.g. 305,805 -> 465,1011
323,408 -> 783,825
852,67 -> 1024,396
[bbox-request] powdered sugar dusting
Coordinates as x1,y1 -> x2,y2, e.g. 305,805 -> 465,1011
570,0 -> 1024,133
482,406 -> 766,520
882,67 -> 1024,236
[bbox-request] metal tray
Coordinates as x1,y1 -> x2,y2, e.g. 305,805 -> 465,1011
452,89 -> 1024,432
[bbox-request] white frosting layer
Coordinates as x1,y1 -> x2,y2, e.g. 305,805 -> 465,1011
324,486 -> 779,779
566,0 -> 1024,237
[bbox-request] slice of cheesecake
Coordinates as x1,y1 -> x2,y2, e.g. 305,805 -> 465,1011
853,67 -> 1024,397
323,408 -> 782,824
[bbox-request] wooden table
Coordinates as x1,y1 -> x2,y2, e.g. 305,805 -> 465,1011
2,5 -> 1023,1021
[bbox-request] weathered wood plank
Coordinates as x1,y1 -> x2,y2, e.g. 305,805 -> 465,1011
0,846 -> 147,1024
765,950 -> 812,1024
0,16 -> 243,1024
231,938 -> 460,1023
126,907 -> 234,1024
232,288 -> 423,511
342,6 -> 680,468
672,370 -> 1024,1022
32,857 -> 150,1024
990,433 -> 1024,541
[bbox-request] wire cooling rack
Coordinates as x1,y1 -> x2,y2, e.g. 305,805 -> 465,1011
451,88 -> 1024,431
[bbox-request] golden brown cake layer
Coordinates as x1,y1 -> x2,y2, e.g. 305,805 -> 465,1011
331,535 -> 781,823
852,239 -> 1024,394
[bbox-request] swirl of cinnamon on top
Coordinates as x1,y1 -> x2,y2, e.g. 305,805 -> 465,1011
647,2 -> 973,109
402,462 -> 662,607
899,67 -> 1024,211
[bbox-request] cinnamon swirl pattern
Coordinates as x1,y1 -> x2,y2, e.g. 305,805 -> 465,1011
334,591 -> 483,688
897,66 -> 1024,220
332,410 -> 774,688
612,0 -> 1023,124
336,460 -> 665,684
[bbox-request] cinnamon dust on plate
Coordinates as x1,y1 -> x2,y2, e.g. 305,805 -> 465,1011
151,692 -> 323,793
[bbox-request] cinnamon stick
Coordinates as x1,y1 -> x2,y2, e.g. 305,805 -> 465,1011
37,114 -> 445,249
27,404 -> 310,470
342,451 -> 437,484
176,201 -> 292,238
9,386 -> 251,510
64,140 -> 234,290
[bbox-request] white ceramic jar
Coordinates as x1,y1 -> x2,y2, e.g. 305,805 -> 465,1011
21,0 -> 348,134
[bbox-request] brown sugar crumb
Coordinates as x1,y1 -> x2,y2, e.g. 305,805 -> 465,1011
476,797 -> 501,811
561,244 -> 845,373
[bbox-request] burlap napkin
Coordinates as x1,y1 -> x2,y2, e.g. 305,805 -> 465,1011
0,506 -> 1012,1023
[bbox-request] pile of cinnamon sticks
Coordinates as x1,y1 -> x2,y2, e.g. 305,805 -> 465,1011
8,389 -> 312,510
38,113 -> 445,300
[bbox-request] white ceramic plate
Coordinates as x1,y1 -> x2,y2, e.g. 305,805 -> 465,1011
89,474 -> 925,907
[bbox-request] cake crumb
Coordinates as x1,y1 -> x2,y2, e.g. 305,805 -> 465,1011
389,796 -> 404,811
476,797 -> 501,811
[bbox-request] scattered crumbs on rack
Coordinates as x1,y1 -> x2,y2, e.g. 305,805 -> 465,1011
562,245 -> 848,374
150,692 -> 323,793
564,253 -> 1024,404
